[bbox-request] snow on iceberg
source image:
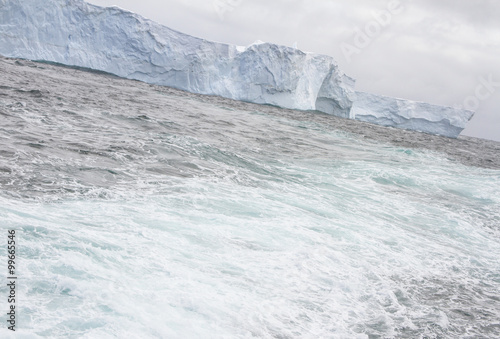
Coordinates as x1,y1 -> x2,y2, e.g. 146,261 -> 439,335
0,0 -> 474,137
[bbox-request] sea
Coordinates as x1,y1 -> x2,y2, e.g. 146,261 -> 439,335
0,55 -> 499,338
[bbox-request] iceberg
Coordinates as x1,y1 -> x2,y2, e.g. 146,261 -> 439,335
352,92 -> 475,138
0,0 -> 355,118
0,0 -> 474,137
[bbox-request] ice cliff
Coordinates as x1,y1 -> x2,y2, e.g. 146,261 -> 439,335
0,0 -> 355,118
0,0 -> 473,137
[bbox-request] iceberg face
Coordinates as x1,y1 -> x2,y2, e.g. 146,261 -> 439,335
0,0 -> 474,137
351,92 -> 475,138
0,0 -> 354,117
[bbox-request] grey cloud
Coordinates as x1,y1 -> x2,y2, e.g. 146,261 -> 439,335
417,0 -> 500,29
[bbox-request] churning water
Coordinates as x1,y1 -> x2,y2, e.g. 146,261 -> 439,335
0,56 -> 499,338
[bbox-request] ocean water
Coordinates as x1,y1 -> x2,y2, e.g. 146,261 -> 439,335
0,56 -> 499,338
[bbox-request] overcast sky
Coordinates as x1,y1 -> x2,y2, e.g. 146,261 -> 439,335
87,0 -> 499,141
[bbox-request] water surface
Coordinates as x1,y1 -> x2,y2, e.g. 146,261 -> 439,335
1,56 -> 499,338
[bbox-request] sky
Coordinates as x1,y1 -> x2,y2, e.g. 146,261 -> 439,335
86,0 -> 500,141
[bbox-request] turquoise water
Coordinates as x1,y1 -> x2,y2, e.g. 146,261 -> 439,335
0,57 -> 499,338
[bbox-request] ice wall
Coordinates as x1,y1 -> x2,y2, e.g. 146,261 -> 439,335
0,0 -> 355,117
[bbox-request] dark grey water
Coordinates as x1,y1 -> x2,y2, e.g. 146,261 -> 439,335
1,55 -> 499,338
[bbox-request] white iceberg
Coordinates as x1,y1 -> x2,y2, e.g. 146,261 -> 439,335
0,0 -> 355,118
0,0 -> 474,137
352,92 -> 475,138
